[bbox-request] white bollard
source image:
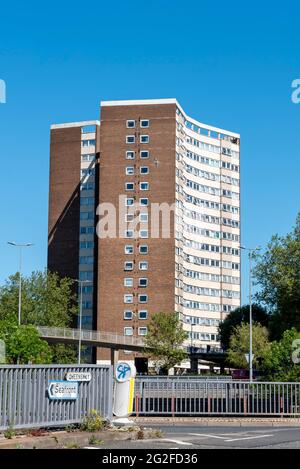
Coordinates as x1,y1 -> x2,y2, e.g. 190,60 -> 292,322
112,362 -> 136,426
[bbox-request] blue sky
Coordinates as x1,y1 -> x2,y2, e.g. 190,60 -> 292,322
0,0 -> 299,303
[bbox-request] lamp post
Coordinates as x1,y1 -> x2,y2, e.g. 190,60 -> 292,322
7,242 -> 34,325
240,245 -> 261,382
73,279 -> 92,364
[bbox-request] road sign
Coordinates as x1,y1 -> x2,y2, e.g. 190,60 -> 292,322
245,353 -> 254,363
115,362 -> 134,383
113,362 -> 137,418
65,372 -> 91,382
48,381 -> 78,400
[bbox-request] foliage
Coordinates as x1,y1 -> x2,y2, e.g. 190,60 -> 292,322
144,312 -> 188,374
0,270 -> 78,363
219,304 -> 269,350
0,320 -> 53,364
261,328 -> 300,381
0,270 -> 77,327
254,212 -> 300,339
4,423 -> 15,439
227,323 -> 271,369
88,435 -> 103,445
81,410 -> 105,432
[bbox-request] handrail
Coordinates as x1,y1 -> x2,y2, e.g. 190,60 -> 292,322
37,326 -> 146,347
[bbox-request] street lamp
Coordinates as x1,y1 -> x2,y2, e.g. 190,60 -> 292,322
73,279 -> 92,364
7,242 -> 34,325
240,245 -> 261,382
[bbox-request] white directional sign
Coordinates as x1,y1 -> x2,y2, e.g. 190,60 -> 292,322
48,381 -> 78,400
245,353 -> 254,363
65,372 -> 91,382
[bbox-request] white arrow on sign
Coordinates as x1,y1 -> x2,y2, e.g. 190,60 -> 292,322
245,353 -> 254,364
48,381 -> 78,400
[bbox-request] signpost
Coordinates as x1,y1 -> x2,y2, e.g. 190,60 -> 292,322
245,353 -> 254,364
113,362 -> 136,422
48,381 -> 78,400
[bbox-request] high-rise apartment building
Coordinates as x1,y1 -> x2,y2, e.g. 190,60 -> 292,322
48,99 -> 240,367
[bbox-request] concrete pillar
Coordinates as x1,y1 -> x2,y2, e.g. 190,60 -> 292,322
190,356 -> 198,374
111,349 -> 119,374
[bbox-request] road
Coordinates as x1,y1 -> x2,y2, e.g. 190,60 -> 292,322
86,425 -> 300,449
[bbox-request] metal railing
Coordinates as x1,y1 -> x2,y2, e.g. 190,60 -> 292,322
133,378 -> 300,416
0,365 -> 113,430
37,326 -> 145,348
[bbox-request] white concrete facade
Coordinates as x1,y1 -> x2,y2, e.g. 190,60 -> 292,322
174,105 -> 240,351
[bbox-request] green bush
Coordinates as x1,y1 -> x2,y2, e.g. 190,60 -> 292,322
81,410 -> 105,432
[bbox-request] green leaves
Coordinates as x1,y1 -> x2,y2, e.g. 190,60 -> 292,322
254,212 -> 300,339
227,323 -> 270,369
261,328 -> 300,381
144,312 -> 188,373
219,304 -> 269,350
0,270 -> 78,364
0,321 -> 53,364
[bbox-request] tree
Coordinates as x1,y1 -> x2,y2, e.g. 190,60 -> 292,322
0,270 -> 77,327
219,304 -> 269,350
144,312 -> 188,374
261,328 -> 300,381
227,323 -> 270,369
0,270 -> 78,363
0,319 -> 53,364
254,212 -> 300,339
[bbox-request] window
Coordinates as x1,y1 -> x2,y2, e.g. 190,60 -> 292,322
124,310 -> 133,320
79,271 -> 93,281
138,310 -> 148,320
125,214 -> 135,222
80,226 -> 94,234
125,182 -> 134,191
124,278 -> 133,287
125,245 -> 134,254
124,261 -> 133,271
82,139 -> 96,147
139,294 -> 148,303
82,285 -> 93,294
126,166 -> 134,175
126,120 -> 135,128
124,294 -> 133,304
140,198 -> 149,206
140,150 -> 149,159
139,261 -> 148,270
79,256 -> 94,264
139,213 -> 148,222
80,241 -> 94,249
140,135 -> 149,144
81,154 -> 95,162
139,278 -> 148,287
124,327 -> 133,336
140,182 -> 149,191
126,151 -> 135,159
81,182 -> 95,191
80,197 -> 94,205
140,119 -> 149,128
140,166 -> 149,174
81,168 -> 95,177
82,301 -> 93,309
80,212 -> 94,220
126,135 -> 135,144
139,230 -> 148,238
138,327 -> 148,336
139,245 -> 148,254
125,230 -> 134,238
125,198 -> 134,206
